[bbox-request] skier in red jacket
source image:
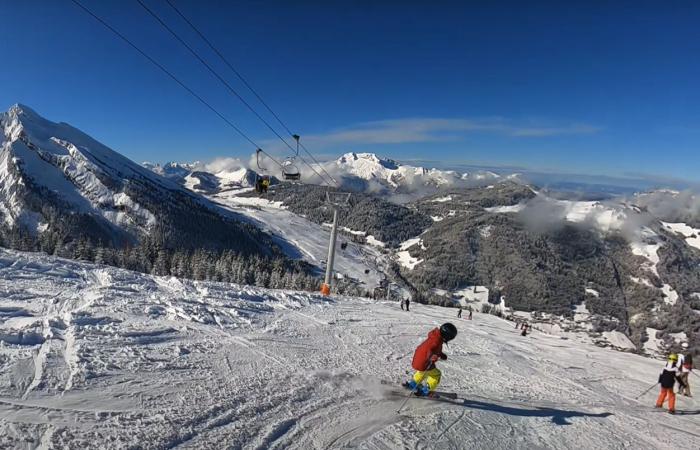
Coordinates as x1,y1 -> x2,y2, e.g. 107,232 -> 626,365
403,323 -> 458,396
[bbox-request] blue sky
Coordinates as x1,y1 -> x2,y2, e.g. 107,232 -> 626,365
1,1 -> 699,182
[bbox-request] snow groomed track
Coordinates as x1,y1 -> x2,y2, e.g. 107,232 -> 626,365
0,249 -> 698,449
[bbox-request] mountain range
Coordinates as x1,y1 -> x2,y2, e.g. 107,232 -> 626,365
1,104 -> 698,356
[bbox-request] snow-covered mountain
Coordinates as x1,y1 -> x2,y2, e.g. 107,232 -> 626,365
0,248 -> 698,448
0,104 -> 273,253
144,152 -> 507,196
331,152 -> 504,192
144,161 -> 259,193
141,161 -> 198,183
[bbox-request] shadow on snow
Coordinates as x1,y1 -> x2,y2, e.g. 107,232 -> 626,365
456,399 -> 613,425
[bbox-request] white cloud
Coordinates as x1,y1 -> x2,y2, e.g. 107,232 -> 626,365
260,117 -> 601,151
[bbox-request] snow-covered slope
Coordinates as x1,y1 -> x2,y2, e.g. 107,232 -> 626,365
210,190 -> 384,289
0,249 -> 697,449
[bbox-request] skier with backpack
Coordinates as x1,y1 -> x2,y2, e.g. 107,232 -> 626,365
655,353 -> 687,414
403,323 -> 458,397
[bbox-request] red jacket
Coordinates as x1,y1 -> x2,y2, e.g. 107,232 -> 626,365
412,328 -> 446,371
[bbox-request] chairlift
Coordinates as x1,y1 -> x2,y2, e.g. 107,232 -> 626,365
282,158 -> 301,181
254,148 -> 270,194
282,134 -> 302,181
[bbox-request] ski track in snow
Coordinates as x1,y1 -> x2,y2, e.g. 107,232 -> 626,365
0,249 -> 698,449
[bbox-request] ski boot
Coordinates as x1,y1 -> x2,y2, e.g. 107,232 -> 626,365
402,380 -> 418,391
413,384 -> 431,397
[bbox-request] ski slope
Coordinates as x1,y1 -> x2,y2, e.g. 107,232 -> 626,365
0,249 -> 698,449
210,189 -> 384,289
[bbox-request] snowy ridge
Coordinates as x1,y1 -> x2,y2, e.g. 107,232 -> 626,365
143,160 -> 259,193
1,249 -> 697,448
0,104 -> 172,234
333,152 -> 502,191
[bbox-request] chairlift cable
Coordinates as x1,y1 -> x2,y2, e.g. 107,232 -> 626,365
134,0 -> 303,162
161,0 -> 339,187
68,0 -> 287,170
164,0 -> 295,137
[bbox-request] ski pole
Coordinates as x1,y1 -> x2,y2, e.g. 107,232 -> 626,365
634,382 -> 658,400
396,390 -> 413,414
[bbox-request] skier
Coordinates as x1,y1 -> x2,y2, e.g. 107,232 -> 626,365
457,306 -> 462,318
403,323 -> 458,397
468,306 -> 473,320
655,353 -> 687,414
400,299 -> 405,311
405,298 -> 410,312
678,354 -> 693,397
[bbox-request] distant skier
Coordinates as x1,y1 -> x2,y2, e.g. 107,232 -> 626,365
403,323 -> 458,397
457,306 -> 462,318
400,299 -> 405,311
468,306 -> 472,320
678,354 -> 693,397
521,324 -> 530,337
655,354 -> 687,414
405,298 -> 410,312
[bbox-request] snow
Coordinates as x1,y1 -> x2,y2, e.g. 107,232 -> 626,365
431,195 -> 452,203
573,303 -> 591,325
365,235 -> 386,248
660,284 -> 679,306
644,328 -> 664,354
668,332 -> 688,345
585,288 -> 599,297
396,250 -> 423,270
662,222 -> 700,251
485,203 -> 525,213
431,215 -> 444,222
630,276 -> 653,287
1,249 -> 697,448
452,286 -> 491,308
0,104 -> 180,233
211,191 -> 382,288
335,152 -> 460,189
399,237 -> 421,251
629,230 -> 662,277
602,331 -> 637,350
340,226 -> 366,236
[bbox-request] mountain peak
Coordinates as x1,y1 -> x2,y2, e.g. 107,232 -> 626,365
8,103 -> 39,117
337,152 -> 399,170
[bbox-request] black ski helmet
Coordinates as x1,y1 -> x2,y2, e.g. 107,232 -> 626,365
440,323 -> 458,342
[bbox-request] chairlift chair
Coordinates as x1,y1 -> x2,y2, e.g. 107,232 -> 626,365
255,148 -> 270,193
281,134 -> 302,181
281,158 -> 301,181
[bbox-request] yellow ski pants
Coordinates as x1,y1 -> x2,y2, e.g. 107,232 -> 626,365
413,367 -> 441,391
